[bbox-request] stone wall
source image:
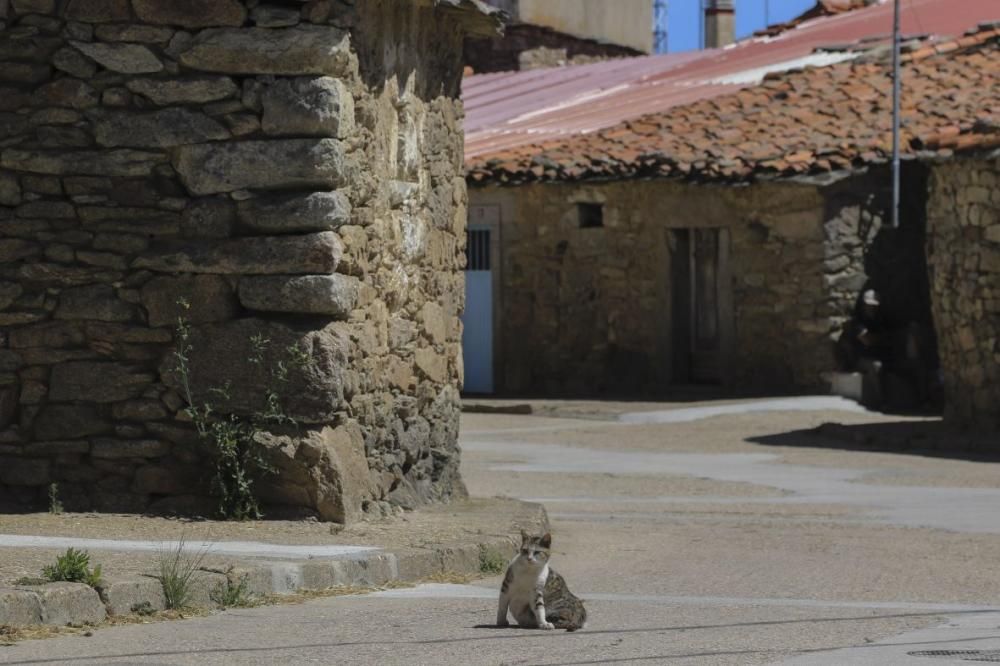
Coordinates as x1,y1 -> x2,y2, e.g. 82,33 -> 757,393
469,173 -> 897,395
0,0 -> 475,520
926,157 -> 1000,430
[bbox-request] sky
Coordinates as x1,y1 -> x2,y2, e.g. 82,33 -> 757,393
664,0 -> 818,52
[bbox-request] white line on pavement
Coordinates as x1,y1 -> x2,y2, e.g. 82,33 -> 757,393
0,534 -> 378,560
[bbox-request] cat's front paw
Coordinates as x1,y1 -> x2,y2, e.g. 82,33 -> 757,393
497,619 -> 510,628
539,622 -> 555,630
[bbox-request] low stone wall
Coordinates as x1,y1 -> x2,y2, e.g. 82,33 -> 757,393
0,0 -> 474,519
927,157 -> 1000,430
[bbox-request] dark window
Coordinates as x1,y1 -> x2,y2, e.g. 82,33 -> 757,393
577,203 -> 604,228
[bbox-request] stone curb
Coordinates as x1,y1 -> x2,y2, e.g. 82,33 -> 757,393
0,501 -> 547,628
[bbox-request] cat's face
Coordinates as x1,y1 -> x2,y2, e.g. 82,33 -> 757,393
519,530 -> 552,566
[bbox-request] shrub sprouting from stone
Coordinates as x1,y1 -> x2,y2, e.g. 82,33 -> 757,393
48,483 -> 63,515
479,546 -> 508,575
42,548 -> 102,588
210,569 -> 256,609
155,536 -> 210,610
173,299 -> 307,520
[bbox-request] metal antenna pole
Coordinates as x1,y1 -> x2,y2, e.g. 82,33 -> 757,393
654,0 -> 669,54
891,0 -> 901,228
699,0 -> 704,49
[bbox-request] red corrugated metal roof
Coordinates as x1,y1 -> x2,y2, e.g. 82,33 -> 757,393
463,0 -> 1000,161
466,28 -> 1000,184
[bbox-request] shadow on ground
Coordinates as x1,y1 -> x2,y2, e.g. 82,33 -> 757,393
749,420 -> 1000,462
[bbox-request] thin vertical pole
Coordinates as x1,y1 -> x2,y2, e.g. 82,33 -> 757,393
764,0 -> 769,27
654,0 -> 669,54
891,0 -> 901,228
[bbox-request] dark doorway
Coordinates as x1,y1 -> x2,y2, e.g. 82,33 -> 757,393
670,228 -> 726,384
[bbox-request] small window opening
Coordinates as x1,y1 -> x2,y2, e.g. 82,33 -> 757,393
577,203 -> 604,229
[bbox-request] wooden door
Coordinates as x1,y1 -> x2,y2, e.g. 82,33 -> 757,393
690,228 -> 722,383
670,228 -> 728,384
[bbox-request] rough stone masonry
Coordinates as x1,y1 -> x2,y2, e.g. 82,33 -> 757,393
0,0 -> 499,520
927,157 -> 1000,431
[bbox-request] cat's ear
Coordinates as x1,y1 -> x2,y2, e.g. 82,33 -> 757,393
540,533 -> 552,548
520,529 -> 529,544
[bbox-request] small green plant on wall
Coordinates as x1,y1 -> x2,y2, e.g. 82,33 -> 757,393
210,568 -> 257,609
173,299 -> 308,520
479,545 -> 507,575
47,483 -> 63,515
42,548 -> 102,589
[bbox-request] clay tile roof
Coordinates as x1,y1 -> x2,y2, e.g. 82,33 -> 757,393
466,27 -> 1000,185
464,0 -> 1000,181
753,0 -> 871,37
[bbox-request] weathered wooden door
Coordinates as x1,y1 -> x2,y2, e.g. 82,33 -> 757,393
670,228 -> 729,384
690,228 -> 722,382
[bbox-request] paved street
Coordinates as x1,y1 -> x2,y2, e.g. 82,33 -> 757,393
3,397 -> 1000,665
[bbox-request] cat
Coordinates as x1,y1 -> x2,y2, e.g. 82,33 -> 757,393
496,530 -> 587,631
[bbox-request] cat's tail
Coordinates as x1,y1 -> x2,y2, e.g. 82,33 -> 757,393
561,606 -> 587,632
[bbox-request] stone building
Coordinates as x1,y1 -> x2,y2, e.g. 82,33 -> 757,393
463,26 -> 999,429
464,0 -> 647,74
466,168 -> 933,395
0,0 -> 502,519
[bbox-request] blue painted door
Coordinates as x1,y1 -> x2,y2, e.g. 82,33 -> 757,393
462,225 -> 493,393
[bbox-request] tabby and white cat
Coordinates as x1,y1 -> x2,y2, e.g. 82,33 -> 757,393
496,531 -> 587,631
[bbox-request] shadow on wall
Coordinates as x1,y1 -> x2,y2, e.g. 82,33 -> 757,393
355,0 -> 464,100
747,420 -> 1000,461
824,163 -> 941,413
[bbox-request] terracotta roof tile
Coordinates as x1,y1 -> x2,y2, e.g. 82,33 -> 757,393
464,0 -> 1000,162
467,29 -> 1000,185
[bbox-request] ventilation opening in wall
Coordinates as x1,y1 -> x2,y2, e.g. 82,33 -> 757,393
466,228 -> 491,271
577,203 -> 604,228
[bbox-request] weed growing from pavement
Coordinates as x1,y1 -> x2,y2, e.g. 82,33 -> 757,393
47,483 -> 63,515
154,536 -> 209,610
131,601 -> 156,616
479,546 -> 508,575
209,569 -> 257,609
42,548 -> 102,588
173,298 -> 308,520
